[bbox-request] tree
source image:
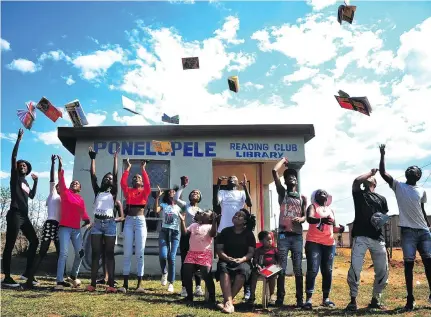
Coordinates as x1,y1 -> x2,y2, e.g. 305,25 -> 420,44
1,186 -> 11,232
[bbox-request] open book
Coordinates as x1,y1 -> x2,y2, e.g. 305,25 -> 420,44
335,90 -> 372,116
65,100 -> 89,127
258,264 -> 282,278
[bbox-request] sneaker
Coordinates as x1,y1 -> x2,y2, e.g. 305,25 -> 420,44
59,281 -> 71,288
296,299 -> 304,308
346,301 -> 358,311
19,275 -> 28,281
54,283 -> 64,291
405,296 -> 415,311
180,286 -> 188,297
269,294 -> 277,305
66,277 -> 81,288
86,285 -> 96,292
96,279 -> 106,285
118,287 -> 127,294
106,287 -> 117,293
368,297 -> 385,310
194,285 -> 204,296
222,302 -> 235,314
161,273 -> 168,286
1,277 -> 20,288
274,299 -> 283,307
244,286 -> 251,301
303,299 -> 312,310
322,298 -> 336,308
31,278 -> 40,286
167,283 -> 174,293
136,287 -> 145,293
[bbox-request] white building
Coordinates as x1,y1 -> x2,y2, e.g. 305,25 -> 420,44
58,124 -> 315,275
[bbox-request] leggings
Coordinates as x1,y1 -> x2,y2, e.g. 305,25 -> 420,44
2,209 -> 39,277
180,232 -> 202,287
183,263 -> 215,302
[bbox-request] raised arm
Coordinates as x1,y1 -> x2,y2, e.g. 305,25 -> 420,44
174,185 -> 187,209
241,174 -> 253,208
57,155 -> 67,195
88,147 -> 99,195
214,176 -> 227,207
153,185 -> 163,213
421,191 -> 429,227
379,144 -> 394,188
141,161 -> 151,198
113,147 -> 119,183
272,157 -> 288,200
120,158 -> 132,198
29,173 -> 38,199
11,128 -> 24,175
209,213 -> 219,237
353,169 -> 378,192
179,213 -> 187,235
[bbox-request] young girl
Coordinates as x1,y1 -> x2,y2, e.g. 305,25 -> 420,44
249,231 -> 279,305
54,155 -> 90,290
118,159 -> 151,293
154,185 -> 182,293
179,209 -> 217,305
303,189 -> 344,310
174,176 -> 204,297
87,147 -> 124,293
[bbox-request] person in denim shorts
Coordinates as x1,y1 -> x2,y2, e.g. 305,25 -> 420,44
379,144 -> 429,311
86,147 -> 124,293
272,157 -> 307,307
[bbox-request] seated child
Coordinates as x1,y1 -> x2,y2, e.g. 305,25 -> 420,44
249,231 -> 279,304
179,209 -> 218,305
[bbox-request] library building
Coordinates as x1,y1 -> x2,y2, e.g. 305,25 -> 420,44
58,124 -> 315,274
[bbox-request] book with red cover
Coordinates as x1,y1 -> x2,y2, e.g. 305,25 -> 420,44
335,91 -> 372,116
36,97 -> 63,122
258,264 -> 282,278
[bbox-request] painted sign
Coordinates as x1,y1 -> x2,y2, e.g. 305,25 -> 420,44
93,141 -> 298,158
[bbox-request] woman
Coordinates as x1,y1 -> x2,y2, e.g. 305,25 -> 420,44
154,185 -> 182,293
179,209 -> 217,305
86,147 -> 124,293
118,159 -> 151,293
54,155 -> 90,291
174,176 -> 204,297
303,189 -> 344,310
216,208 -> 256,314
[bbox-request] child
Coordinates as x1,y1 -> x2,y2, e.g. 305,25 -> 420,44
179,209 -> 218,305
249,231 -> 279,305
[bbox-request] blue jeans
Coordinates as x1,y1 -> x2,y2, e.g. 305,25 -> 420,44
123,216 -> 147,276
401,227 -> 431,262
159,228 -> 180,283
305,241 -> 336,296
277,233 -> 304,301
91,218 -> 117,237
56,226 -> 84,282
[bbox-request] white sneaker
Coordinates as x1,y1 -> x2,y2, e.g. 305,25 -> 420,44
66,277 -> 81,288
194,285 -> 204,296
118,287 -> 127,294
19,275 -> 28,281
161,273 -> 168,286
180,286 -> 188,297
167,283 -> 174,293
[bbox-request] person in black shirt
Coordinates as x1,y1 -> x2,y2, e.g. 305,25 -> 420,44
345,168 -> 389,311
1,128 -> 39,288
216,208 -> 256,314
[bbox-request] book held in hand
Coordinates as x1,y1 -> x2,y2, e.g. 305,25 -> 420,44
258,264 -> 282,278
65,99 -> 89,127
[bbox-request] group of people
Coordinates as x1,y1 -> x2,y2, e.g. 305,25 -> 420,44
1,128 -> 429,314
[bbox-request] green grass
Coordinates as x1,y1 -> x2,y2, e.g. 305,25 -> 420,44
2,249 -> 431,317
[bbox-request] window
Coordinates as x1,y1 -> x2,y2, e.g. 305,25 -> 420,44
120,159 -> 170,234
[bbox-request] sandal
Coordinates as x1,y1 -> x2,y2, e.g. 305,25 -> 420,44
222,302 -> 235,314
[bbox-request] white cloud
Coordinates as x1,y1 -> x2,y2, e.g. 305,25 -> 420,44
0,132 -> 17,143
7,59 -> 40,73
0,171 -> 10,179
214,16 -> 245,45
33,171 -> 50,178
283,67 -> 319,83
306,0 -> 337,11
87,112 -> 107,126
266,65 -> 278,77
1,38 -> 11,51
72,48 -> 125,81
62,75 -> 76,86
33,130 -> 62,146
112,111 -> 152,126
38,50 -> 70,62
243,82 -> 264,90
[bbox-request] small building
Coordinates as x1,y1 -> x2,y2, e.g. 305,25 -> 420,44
58,124 -> 315,275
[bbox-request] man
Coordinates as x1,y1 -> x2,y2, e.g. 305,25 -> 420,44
215,174 -> 252,299
346,168 -> 389,311
272,157 -> 306,307
1,128 -> 39,288
379,144 -> 429,311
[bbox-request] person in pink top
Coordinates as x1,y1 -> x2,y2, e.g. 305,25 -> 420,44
54,155 -> 90,291
179,209 -> 218,306
303,189 -> 345,310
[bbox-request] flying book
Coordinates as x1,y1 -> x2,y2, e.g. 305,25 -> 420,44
335,91 -> 372,116
338,4 -> 357,24
182,57 -> 200,70
258,264 -> 282,278
228,76 -> 239,93
152,140 -> 173,153
65,99 -> 89,127
162,113 -> 179,124
17,102 -> 37,130
122,95 -> 140,115
36,97 -> 63,122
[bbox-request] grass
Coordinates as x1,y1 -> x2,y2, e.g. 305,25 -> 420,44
2,248 -> 431,317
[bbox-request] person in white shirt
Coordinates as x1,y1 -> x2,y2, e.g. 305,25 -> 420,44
215,174 -> 253,300
379,144 -> 430,311
24,155 -> 61,288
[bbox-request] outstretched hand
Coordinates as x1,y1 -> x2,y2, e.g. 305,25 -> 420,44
57,155 -> 63,168
240,174 -> 248,188
51,154 -> 56,162
88,146 -> 97,159
156,185 -> 163,198
31,173 -> 38,181
371,168 -> 379,176
379,144 -> 386,156
126,158 -> 132,170
17,128 -> 24,140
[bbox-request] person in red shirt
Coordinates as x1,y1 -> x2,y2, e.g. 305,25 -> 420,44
54,155 -> 90,291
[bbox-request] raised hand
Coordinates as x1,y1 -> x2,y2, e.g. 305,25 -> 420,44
218,176 -> 228,181
240,174 -> 248,187
126,158 -> 132,170
51,154 -> 56,162
179,212 -> 186,222
57,155 -> 63,169
88,146 -> 97,159
338,224 -> 345,233
113,147 -> 120,157
156,185 -> 163,198
31,173 -> 38,181
379,144 -> 386,156
371,168 -> 379,175
17,128 -> 24,140
283,156 -> 289,166
141,160 -> 147,169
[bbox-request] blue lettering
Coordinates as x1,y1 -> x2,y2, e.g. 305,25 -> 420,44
171,142 -> 182,157
230,143 -> 235,150
194,142 -> 204,157
121,141 -> 133,155
292,144 -> 297,151
256,143 -> 263,151
235,151 -> 242,157
158,151 -> 169,156
236,143 -> 241,150
134,142 -> 146,155
205,142 -> 216,157
93,141 -> 106,153
183,142 -> 193,156
247,151 -> 253,158
145,141 -> 156,156
263,144 -> 269,151
108,141 -> 120,155
274,144 -> 280,151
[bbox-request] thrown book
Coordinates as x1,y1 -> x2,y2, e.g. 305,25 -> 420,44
17,102 -> 37,130
182,57 -> 200,70
152,140 -> 173,153
338,4 -> 357,24
258,264 -> 282,278
36,97 -> 63,122
162,113 -> 179,124
335,91 -> 372,116
122,95 -> 140,115
228,76 -> 239,93
65,99 -> 89,127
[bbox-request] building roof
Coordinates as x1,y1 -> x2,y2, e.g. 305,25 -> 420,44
58,124 -> 315,155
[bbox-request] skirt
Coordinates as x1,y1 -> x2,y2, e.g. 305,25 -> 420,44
184,250 -> 213,268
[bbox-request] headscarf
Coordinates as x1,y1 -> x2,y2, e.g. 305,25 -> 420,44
311,189 -> 333,207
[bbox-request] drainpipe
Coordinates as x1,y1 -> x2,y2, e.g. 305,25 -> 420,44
259,163 -> 264,230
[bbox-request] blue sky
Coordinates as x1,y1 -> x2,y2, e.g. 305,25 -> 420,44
1,0 -> 431,226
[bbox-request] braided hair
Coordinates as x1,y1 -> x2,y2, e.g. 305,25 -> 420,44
240,208 -> 256,232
